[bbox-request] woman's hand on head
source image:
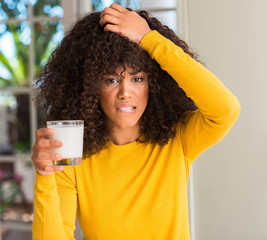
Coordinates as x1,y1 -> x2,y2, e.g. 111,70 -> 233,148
31,128 -> 64,176
99,3 -> 151,43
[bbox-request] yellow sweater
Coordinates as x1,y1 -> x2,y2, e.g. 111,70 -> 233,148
32,31 -> 240,240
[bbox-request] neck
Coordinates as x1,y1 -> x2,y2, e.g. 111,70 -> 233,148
108,126 -> 141,145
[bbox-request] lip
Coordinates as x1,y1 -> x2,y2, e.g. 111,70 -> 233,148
116,104 -> 136,113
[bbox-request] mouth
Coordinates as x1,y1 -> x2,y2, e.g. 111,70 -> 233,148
116,105 -> 136,113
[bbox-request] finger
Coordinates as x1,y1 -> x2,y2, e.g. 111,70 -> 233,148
35,164 -> 64,174
54,166 -> 65,172
103,24 -> 121,34
99,14 -> 120,27
32,139 -> 62,153
109,3 -> 127,13
100,6 -> 121,18
36,138 -> 62,149
36,128 -> 54,139
33,151 -> 62,162
34,156 -> 63,170
44,166 -> 65,172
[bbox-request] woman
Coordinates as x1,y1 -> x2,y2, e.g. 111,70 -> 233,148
32,3 -> 240,240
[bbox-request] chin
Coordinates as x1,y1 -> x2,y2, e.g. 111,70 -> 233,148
115,120 -> 139,129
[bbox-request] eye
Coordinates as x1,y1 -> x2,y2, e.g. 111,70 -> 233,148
101,78 -> 119,89
104,78 -> 119,85
132,77 -> 144,83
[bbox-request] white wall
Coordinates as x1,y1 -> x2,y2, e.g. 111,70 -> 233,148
187,0 -> 267,239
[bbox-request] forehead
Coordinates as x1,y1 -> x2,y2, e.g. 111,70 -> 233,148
105,64 -> 146,76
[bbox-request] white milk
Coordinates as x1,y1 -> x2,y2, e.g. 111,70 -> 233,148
48,125 -> 84,159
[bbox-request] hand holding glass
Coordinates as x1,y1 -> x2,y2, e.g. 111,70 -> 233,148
47,120 -> 84,166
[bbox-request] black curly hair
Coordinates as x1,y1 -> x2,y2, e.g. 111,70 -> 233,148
34,10 -> 198,156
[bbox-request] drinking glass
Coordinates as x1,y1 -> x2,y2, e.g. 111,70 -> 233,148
46,120 -> 84,166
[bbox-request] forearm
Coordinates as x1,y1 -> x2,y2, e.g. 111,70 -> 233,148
140,30 -> 240,126
32,173 -> 74,240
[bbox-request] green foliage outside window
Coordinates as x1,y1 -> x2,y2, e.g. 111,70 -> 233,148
0,0 -> 63,88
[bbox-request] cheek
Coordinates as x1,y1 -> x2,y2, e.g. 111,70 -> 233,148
135,89 -> 149,112
99,91 -> 112,111
141,86 -> 149,105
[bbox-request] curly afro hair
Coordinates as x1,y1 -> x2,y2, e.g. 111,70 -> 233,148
34,10 -> 198,156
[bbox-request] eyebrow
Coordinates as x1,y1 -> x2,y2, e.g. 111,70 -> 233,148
130,70 -> 142,75
105,70 -> 143,76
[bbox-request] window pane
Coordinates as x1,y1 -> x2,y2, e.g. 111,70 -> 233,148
0,22 -> 30,87
34,21 -> 64,75
149,10 -> 177,32
0,160 -> 34,238
0,92 -> 31,154
141,0 -> 176,9
92,0 -> 140,11
0,0 -> 28,20
0,93 -> 15,154
33,0 -> 63,18
0,92 -> 33,234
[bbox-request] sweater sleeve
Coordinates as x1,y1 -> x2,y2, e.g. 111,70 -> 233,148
140,30 -> 240,163
32,167 -> 77,240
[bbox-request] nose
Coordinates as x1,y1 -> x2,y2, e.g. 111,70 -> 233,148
117,79 -> 131,99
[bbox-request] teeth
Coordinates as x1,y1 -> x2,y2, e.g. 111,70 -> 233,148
116,107 -> 135,112
120,107 -> 134,110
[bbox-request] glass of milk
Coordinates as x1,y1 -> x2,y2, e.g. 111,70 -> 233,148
46,120 -> 84,166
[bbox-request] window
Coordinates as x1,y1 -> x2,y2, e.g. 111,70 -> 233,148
0,1 -> 75,239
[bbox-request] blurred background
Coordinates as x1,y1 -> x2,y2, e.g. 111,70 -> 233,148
0,0 -> 266,240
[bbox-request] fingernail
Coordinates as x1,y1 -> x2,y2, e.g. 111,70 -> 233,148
47,128 -> 54,134
56,154 -> 62,159
55,141 -> 62,146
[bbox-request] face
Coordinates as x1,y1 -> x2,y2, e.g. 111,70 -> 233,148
99,65 -> 149,132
